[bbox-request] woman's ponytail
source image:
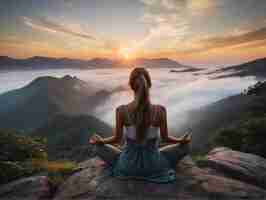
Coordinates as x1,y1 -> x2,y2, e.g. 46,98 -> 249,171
129,68 -> 152,143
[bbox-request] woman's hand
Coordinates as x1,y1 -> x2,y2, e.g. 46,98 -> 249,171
179,133 -> 192,144
89,134 -> 104,145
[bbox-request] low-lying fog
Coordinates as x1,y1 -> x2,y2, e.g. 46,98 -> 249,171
0,67 -> 257,133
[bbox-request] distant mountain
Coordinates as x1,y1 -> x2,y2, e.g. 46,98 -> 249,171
133,58 -> 188,68
0,56 -> 90,70
0,75 -> 111,131
0,56 -> 190,70
0,75 -> 114,161
170,68 -> 204,73
178,80 -> 266,152
88,57 -> 120,67
209,57 -> 266,79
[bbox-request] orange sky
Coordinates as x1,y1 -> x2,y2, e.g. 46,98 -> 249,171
1,0 -> 266,67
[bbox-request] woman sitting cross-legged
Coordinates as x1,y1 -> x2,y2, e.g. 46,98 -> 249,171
89,67 -> 191,183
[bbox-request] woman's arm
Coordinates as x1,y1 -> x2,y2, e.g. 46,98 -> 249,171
159,106 -> 190,144
101,106 -> 124,145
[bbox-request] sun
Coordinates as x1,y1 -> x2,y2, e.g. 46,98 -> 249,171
119,48 -> 131,60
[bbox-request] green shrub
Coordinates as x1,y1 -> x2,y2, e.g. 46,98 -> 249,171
0,129 -> 77,187
0,130 -> 47,184
211,116 -> 266,157
191,153 -> 208,167
0,130 -> 47,162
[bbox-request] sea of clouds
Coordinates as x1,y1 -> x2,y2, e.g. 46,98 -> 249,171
0,67 -> 257,133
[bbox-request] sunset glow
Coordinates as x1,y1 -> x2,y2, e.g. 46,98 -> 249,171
0,0 -> 266,66
119,48 -> 132,60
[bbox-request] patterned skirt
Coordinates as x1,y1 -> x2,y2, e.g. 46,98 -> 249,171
108,139 -> 177,183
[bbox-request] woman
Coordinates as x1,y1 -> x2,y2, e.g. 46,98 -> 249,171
89,67 -> 191,183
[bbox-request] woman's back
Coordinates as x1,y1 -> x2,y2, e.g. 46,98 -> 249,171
122,104 -> 160,147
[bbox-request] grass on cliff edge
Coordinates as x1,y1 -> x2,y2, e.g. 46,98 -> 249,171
0,129 -> 77,187
31,159 -> 77,189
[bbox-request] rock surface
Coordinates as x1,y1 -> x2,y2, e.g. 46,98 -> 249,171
54,155 -> 266,200
201,147 -> 266,189
0,176 -> 51,200
2,148 -> 266,200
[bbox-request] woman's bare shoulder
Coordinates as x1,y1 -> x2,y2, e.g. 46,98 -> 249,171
151,104 -> 166,125
118,102 -> 135,113
116,103 -> 133,116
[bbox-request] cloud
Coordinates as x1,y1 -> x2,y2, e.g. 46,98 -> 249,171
238,39 -> 266,49
143,24 -> 266,64
0,36 -> 52,49
21,16 -> 96,40
137,0 -> 225,55
137,0 -> 266,57
184,26 -> 266,53
140,0 -> 218,12
187,0 -> 221,12
21,16 -> 123,55
128,0 -> 190,55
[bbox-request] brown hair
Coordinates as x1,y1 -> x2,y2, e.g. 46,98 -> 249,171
129,67 -> 152,142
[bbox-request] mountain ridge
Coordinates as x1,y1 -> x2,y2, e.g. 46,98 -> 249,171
0,75 -> 112,131
0,55 -> 189,70
209,57 -> 266,79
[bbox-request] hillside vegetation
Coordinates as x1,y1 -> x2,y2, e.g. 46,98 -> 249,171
211,81 -> 266,157
32,114 -> 112,161
0,130 -> 47,184
0,130 -> 77,186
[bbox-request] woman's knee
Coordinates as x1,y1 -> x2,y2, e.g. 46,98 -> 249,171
93,143 -> 121,162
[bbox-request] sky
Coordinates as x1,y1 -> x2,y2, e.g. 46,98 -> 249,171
1,0 -> 266,66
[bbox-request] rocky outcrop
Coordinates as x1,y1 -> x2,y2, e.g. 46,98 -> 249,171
54,155 -> 266,200
0,176 -> 51,200
200,147 -> 266,189
2,148 -> 266,200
